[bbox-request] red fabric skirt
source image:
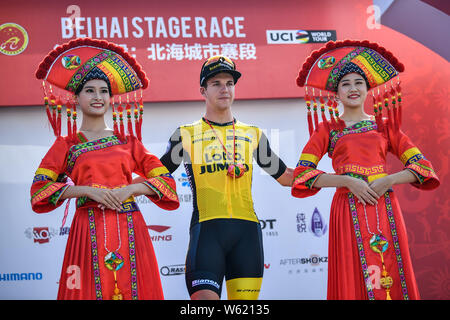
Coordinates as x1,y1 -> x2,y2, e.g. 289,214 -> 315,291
57,205 -> 163,300
327,188 -> 420,300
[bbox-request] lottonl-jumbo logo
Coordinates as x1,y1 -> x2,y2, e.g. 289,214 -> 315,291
0,23 -> 29,56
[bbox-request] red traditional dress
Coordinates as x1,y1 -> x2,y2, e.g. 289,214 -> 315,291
30,132 -> 179,300
292,119 -> 439,300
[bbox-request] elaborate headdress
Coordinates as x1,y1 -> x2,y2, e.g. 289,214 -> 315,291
296,39 -> 404,135
35,38 -> 149,142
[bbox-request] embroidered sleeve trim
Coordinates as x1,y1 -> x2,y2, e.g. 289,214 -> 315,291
146,166 -> 170,179
406,162 -> 436,180
31,182 -> 66,206
48,185 -> 68,205
142,181 -> 163,199
35,168 -> 58,182
293,168 -> 324,188
298,153 -> 319,167
145,176 -> 178,202
400,147 -> 423,166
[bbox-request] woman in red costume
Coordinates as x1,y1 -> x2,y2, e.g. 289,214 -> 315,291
30,38 -> 179,300
292,40 -> 439,300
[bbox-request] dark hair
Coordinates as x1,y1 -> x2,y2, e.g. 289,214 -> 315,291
334,62 -> 370,92
74,67 -> 113,96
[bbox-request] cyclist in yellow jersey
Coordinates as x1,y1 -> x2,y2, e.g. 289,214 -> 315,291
160,56 -> 293,300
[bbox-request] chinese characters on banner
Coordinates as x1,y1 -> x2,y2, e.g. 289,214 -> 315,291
145,43 -> 256,61
59,15 -> 257,61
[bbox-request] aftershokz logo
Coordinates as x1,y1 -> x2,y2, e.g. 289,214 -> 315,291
279,254 -> 328,275
280,255 -> 328,266
266,30 -> 336,44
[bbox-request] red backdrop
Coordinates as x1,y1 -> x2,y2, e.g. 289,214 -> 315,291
0,0 -> 448,299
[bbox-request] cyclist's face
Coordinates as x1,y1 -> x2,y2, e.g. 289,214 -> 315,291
201,73 -> 235,111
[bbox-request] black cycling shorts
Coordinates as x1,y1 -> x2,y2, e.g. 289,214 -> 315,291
185,218 -> 264,298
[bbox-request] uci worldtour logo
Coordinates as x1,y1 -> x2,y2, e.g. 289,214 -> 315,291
266,30 -> 336,44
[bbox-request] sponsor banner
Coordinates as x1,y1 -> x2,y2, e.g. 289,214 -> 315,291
0,272 -> 43,282
24,226 -> 70,244
296,207 -> 328,237
160,264 -> 186,276
0,0 -> 373,106
1,1 -> 448,300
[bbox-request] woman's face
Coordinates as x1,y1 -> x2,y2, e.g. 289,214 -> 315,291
336,72 -> 368,109
76,79 -> 111,117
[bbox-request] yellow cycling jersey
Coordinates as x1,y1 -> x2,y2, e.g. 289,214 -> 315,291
160,117 -> 286,227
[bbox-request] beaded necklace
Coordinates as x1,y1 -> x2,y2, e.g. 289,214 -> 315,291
102,209 -> 124,300
363,203 -> 393,300
204,118 -> 246,178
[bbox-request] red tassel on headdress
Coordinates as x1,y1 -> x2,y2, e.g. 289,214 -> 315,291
133,93 -> 142,141
139,97 -> 144,129
56,98 -> 63,137
66,100 -> 72,139
72,101 -> 78,142
137,95 -> 144,141
118,105 -> 125,140
384,89 -> 393,131
111,97 -> 119,137
335,99 -> 345,131
126,100 -> 134,137
312,96 -> 319,131
42,82 -> 56,136
44,96 -> 55,130
319,95 -> 330,132
49,92 -> 58,136
372,94 -> 379,127
396,81 -> 402,127
305,89 -> 314,136
134,104 -> 141,141
375,93 -> 385,133
326,96 -> 337,130
390,85 -> 399,131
